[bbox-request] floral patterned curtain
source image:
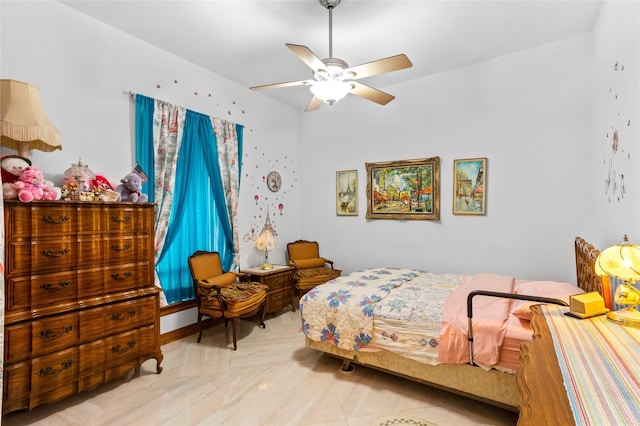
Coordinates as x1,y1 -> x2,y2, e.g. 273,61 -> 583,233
212,118 -> 242,271
135,95 -> 242,305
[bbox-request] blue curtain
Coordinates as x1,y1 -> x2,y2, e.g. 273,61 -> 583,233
135,101 -> 242,304
135,94 -> 155,201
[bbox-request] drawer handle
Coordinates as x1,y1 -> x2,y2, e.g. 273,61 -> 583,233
41,281 -> 69,292
111,272 -> 132,281
38,360 -> 73,377
38,324 -> 74,339
41,216 -> 70,225
111,244 -> 131,252
112,340 -> 137,354
111,215 -> 131,223
41,249 -> 69,258
111,310 -> 137,321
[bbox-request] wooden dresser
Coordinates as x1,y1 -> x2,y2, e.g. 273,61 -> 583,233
241,265 -> 294,315
2,200 -> 163,415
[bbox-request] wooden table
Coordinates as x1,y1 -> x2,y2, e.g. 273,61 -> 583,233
241,265 -> 295,315
517,305 -> 575,426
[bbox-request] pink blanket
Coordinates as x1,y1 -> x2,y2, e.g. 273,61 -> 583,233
438,273 -> 514,368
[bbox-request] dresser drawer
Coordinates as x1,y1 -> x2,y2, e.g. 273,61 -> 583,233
30,347 -> 78,408
105,329 -> 140,368
78,296 -> 157,343
103,205 -> 153,233
103,235 -> 152,266
103,262 -> 153,294
7,236 -> 102,275
4,322 -> 32,364
2,360 -> 31,414
78,339 -> 106,391
4,204 -> 78,238
32,313 -> 79,357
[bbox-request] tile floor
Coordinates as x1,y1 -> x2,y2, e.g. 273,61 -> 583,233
2,309 -> 519,426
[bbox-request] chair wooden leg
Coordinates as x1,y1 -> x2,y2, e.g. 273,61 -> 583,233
197,313 -> 203,343
231,317 -> 239,350
258,302 -> 266,329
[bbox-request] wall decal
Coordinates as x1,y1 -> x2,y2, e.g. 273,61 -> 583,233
242,144 -> 296,241
602,59 -> 632,204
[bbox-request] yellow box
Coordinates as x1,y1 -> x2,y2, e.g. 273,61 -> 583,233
569,292 -> 608,318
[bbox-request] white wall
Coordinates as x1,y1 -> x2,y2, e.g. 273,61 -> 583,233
299,33 -> 595,284
590,0 -> 640,249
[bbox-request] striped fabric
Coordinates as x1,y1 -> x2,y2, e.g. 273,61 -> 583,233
542,305 -> 640,425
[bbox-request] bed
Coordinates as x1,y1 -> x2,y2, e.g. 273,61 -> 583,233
299,236 -> 604,411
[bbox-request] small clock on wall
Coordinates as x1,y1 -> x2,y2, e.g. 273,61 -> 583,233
266,171 -> 282,192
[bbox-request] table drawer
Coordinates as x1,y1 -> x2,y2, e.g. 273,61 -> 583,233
266,289 -> 292,313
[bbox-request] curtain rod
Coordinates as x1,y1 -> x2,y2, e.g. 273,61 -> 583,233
124,91 -> 244,128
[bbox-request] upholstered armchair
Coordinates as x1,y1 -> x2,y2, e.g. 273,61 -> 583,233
187,251 -> 268,350
287,240 -> 341,310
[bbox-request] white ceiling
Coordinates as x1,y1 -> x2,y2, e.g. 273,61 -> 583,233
59,0 -> 603,110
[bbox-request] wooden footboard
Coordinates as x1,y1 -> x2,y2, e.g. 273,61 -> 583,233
575,236 -> 611,308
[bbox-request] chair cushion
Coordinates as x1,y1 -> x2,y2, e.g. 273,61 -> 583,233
220,281 -> 267,302
200,281 -> 267,312
296,267 -> 341,288
221,282 -> 268,315
293,257 -> 326,269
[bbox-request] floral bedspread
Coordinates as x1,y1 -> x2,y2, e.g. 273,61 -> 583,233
300,268 -> 420,351
370,273 -> 467,363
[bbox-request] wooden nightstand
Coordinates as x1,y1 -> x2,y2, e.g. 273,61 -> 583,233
241,265 -> 295,315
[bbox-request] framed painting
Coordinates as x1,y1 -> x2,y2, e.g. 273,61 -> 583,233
453,158 -> 487,215
365,157 -> 440,221
336,169 -> 358,216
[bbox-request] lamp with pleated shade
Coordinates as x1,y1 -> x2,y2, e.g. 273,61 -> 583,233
1,79 -> 62,158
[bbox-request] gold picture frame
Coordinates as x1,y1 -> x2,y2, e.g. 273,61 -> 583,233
453,158 -> 487,215
336,169 -> 358,216
365,157 -> 440,220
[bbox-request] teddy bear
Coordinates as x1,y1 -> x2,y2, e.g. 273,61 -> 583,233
13,166 -> 59,203
1,155 -> 31,199
115,172 -> 148,202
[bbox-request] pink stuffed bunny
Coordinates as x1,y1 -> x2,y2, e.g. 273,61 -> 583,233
13,166 -> 58,203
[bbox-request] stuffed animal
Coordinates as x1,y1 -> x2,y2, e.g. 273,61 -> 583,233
115,173 -> 148,202
13,166 -> 59,203
1,155 -> 31,199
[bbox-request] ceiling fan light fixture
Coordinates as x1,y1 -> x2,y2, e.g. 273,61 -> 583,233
310,80 -> 352,105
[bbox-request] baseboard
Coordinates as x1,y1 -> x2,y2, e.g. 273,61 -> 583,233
160,318 -> 220,346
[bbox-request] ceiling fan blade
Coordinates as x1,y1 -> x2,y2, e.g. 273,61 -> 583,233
286,43 -> 326,71
346,54 -> 412,80
250,79 -> 312,91
305,96 -> 324,112
350,81 -> 395,105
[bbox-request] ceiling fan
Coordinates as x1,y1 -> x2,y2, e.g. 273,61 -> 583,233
250,0 -> 413,112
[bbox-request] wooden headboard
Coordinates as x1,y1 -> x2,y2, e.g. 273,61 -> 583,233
574,236 -> 611,308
